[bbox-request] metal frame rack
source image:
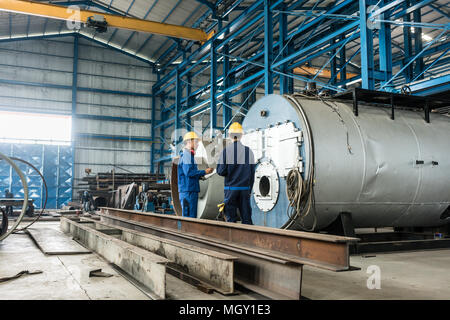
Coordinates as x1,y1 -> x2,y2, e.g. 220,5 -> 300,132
150,0 -> 450,173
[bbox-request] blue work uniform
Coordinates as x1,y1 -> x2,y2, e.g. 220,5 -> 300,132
217,141 -> 256,224
177,149 -> 206,218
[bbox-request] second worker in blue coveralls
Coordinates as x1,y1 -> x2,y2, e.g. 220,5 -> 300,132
177,131 -> 213,218
217,122 -> 256,224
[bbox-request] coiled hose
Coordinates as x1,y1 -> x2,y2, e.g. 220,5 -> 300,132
285,167 -> 317,232
286,169 -> 304,220
283,95 -> 317,231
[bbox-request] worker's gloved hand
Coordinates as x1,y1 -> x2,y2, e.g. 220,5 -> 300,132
216,203 -> 226,221
205,168 -> 214,175
217,203 -> 225,212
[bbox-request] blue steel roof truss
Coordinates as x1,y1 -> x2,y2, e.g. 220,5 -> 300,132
151,0 -> 450,166
0,0 -> 447,168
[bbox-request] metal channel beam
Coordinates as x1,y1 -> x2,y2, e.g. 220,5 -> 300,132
96,209 -> 303,299
97,208 -> 358,299
60,217 -> 168,299
98,207 -> 357,271
82,217 -> 237,294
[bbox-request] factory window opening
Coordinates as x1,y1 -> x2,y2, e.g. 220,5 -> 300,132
0,111 -> 71,145
259,176 -> 271,197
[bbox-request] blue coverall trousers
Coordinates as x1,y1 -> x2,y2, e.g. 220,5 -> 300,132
224,189 -> 253,225
179,192 -> 198,218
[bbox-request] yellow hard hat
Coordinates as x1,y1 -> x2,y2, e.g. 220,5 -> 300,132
183,131 -> 200,141
229,122 -> 243,134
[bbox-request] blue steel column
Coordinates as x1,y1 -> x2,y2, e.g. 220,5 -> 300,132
288,42 -> 294,94
359,0 -> 375,90
41,145 -> 45,207
151,70 -> 161,173
223,28 -> 232,128
379,1 -> 393,90
150,88 -> 156,173
186,72 -> 192,130
278,4 -> 288,95
56,145 -> 60,209
264,0 -> 273,95
338,34 -> 347,88
210,40 -> 217,136
403,0 -> 414,82
413,3 -> 424,80
71,35 -> 78,198
159,94 -> 166,174
8,144 -> 12,194
330,26 -> 337,87
40,144 -> 45,208
175,68 -> 182,147
182,49 -> 191,130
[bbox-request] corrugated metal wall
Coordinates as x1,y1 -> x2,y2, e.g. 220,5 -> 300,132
0,38 -> 73,115
0,36 -> 155,203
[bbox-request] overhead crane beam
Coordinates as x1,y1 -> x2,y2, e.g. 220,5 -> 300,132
293,66 -> 358,80
0,0 -> 213,42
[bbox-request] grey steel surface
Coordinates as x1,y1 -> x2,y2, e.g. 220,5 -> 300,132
60,217 -> 168,299
27,227 -> 91,255
97,210 -> 305,300
95,206 -> 358,300
80,216 -> 236,294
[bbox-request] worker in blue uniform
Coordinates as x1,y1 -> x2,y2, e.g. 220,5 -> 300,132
177,131 -> 213,218
217,122 -> 256,224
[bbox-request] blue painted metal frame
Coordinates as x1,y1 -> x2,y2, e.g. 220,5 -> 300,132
72,35 -> 79,199
210,39 -> 218,135
151,0 -> 450,167
75,133 -> 153,142
264,0 -> 274,95
0,77 -> 152,97
0,0 -> 447,171
359,0 -> 375,90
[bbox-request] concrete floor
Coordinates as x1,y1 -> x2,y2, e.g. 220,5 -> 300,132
1,221 -> 449,300
0,221 -> 261,300
303,249 -> 450,300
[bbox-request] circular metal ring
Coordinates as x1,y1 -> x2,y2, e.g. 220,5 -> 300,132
0,151 -> 28,241
10,157 -> 47,232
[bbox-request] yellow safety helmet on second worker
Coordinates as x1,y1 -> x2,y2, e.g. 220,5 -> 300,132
229,122 -> 243,134
183,131 -> 200,141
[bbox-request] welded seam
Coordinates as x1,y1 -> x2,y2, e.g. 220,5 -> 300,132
398,114 -> 423,219
340,101 -> 367,203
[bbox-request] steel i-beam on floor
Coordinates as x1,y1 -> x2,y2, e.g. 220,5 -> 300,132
96,207 -> 358,300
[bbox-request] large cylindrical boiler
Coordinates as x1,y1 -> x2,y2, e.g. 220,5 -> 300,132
241,94 -> 450,230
